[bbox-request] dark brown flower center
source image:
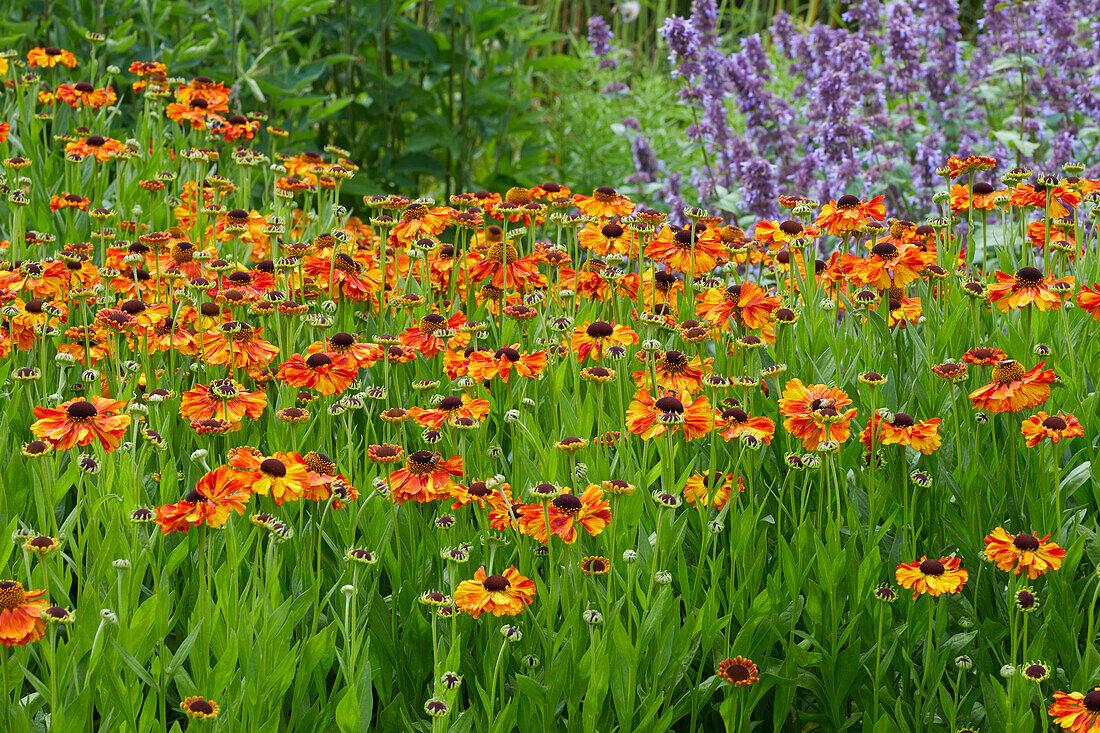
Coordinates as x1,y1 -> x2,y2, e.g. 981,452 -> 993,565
872,243 -> 900,259
601,223 -> 624,239
1014,267 -> 1044,287
496,347 -> 521,362
728,663 -> 751,682
973,182 -> 994,195
654,396 -> 684,414
188,700 -> 215,715
305,353 -> 332,369
260,458 -> 287,478
1042,416 -> 1068,430
438,396 -> 464,411
779,220 -> 803,235
919,559 -> 945,576
552,494 -> 583,516
586,321 -> 614,339
837,194 -> 860,209
483,574 -> 510,592
1013,533 -> 1041,551
66,401 -> 98,420
1085,691 -> 1100,711
892,413 -> 914,428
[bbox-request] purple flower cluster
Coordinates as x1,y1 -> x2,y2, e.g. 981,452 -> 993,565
632,2 -> 1100,220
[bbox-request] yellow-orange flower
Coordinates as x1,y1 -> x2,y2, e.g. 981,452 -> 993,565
30,396 -> 132,453
1050,688 -> 1100,732
0,580 -> 47,647
453,566 -> 536,619
625,388 -> 713,441
983,528 -> 1065,579
517,484 -> 612,544
778,380 -> 856,451
1020,412 -> 1084,447
895,556 -> 968,599
969,359 -> 1055,413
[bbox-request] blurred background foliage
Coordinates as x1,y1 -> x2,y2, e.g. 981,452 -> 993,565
0,0 -> 990,199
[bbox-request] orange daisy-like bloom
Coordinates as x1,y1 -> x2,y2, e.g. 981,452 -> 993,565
49,192 -> 91,211
644,225 -> 727,277
27,46 -> 77,68
1010,181 -> 1081,219
1020,411 -> 1084,448
154,466 -> 251,534
962,346 -> 1007,366
814,194 -> 886,236
408,394 -> 491,429
453,566 -> 536,619
717,656 -> 759,686
753,219 -> 820,251
625,388 -> 712,441
574,186 -> 635,218
569,320 -> 638,363
200,323 -> 281,371
0,580 -> 47,647
388,204 -> 452,249
467,346 -> 547,383
181,696 -> 220,720
715,406 -> 775,445
301,253 -> 381,302
1077,284 -> 1100,321
682,471 -> 742,510
969,359 -> 1056,413
179,379 -> 267,429
276,353 -> 358,396
694,281 -> 780,329
859,412 -> 942,455
847,242 -> 932,290
387,451 -> 464,505
397,312 -> 467,359
943,154 -> 997,179
54,82 -> 117,109
517,484 -> 612,545
983,527 -> 1065,579
465,239 -> 545,292
1050,688 -> 1100,732
778,380 -> 857,451
31,396 -> 132,453
630,350 -> 710,397
165,97 -> 229,130
895,556 -> 968,599
578,219 -> 634,257
949,182 -> 1004,213
64,135 -> 127,162
986,267 -> 1073,312
308,333 -> 381,369
229,449 -> 310,506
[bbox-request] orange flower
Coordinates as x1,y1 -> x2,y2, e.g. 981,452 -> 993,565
517,484 -> 612,544
155,466 -> 251,534
453,566 -> 536,619
969,359 -> 1055,413
0,580 -> 47,647
467,346 -> 547,383
630,349 -> 710,397
31,396 -> 132,453
1010,181 -> 1081,218
962,346 -> 1006,366
1077,284 -> 1100,321
54,82 -> 116,109
27,46 -> 77,68
682,471 -> 742,510
983,527 -> 1065,579
387,451 -> 464,505
625,388 -> 712,441
694,281 -> 780,329
388,204 -> 452,248
199,323 -> 280,371
753,219 -> 820,251
986,267 -> 1073,312
715,406 -> 775,445
578,219 -> 634,257
644,225 -> 726,276
397,312 -> 467,358
1020,411 -> 1084,447
574,187 -> 635,218
949,182 -> 1004,213
301,254 -> 381,301
1050,688 -> 1100,732
859,412 -> 941,455
179,379 -> 267,429
49,192 -> 90,211
847,243 -> 931,290
465,238 -> 544,291
230,450 -> 310,506
569,320 -> 638,363
408,394 -> 491,429
717,656 -> 759,686
64,135 -> 127,162
814,194 -> 886,236
895,556 -> 968,599
778,380 -> 857,451
276,353 -> 358,396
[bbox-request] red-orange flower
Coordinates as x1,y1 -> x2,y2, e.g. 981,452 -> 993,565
625,388 -> 712,441
715,406 -> 775,445
1020,412 -> 1084,447
847,243 -> 932,290
453,566 -> 536,619
408,393 -> 491,428
859,412 -> 941,455
644,225 -> 726,276
155,466 -> 251,534
1078,284 -> 1100,321
1050,688 -> 1100,732
983,527 -> 1065,579
682,471 -> 743,510
986,267 -> 1073,312
569,320 -> 638,363
517,484 -> 612,544
694,281 -> 780,329
467,345 -> 548,383
179,379 -> 267,429
574,187 -> 635,218
276,353 -> 358,396
230,450 -> 311,506
31,396 -> 132,453
630,350 -> 710,397
778,380 -> 856,451
895,556 -> 968,599
0,581 -> 47,647
387,451 -> 464,505
969,359 -> 1056,413
27,47 -> 77,68
814,194 -> 886,236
